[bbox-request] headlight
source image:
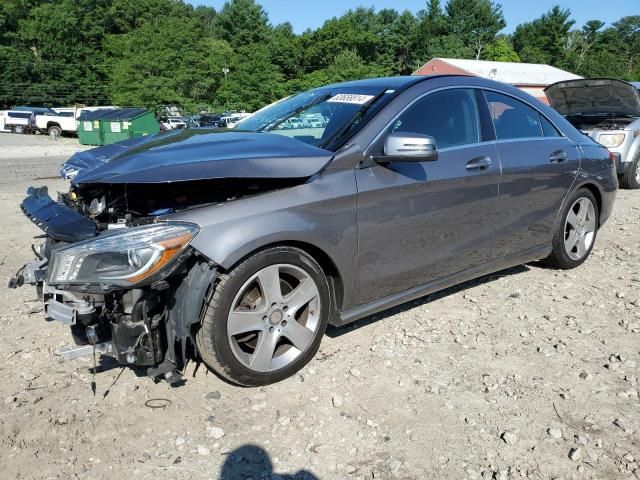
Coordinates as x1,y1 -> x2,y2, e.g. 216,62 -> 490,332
48,223 -> 199,287
598,133 -> 625,148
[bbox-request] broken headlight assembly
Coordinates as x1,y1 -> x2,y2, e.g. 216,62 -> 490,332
47,223 -> 199,287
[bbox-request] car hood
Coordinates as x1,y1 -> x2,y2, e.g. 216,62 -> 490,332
66,129 -> 334,185
545,78 -> 640,117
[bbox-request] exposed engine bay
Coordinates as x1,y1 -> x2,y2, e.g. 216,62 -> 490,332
68,177 -> 304,228
564,114 -> 637,131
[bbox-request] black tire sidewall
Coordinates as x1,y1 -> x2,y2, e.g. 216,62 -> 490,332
202,248 -> 330,386
551,188 -> 599,268
620,155 -> 640,189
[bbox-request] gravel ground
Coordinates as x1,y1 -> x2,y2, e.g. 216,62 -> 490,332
0,133 -> 639,480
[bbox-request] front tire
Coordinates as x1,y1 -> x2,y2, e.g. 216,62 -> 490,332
619,154 -> 640,189
196,247 -> 330,386
545,188 -> 599,269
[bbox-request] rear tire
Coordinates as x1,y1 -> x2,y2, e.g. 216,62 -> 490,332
196,246 -> 330,386
545,188 -> 599,269
618,154 -> 640,189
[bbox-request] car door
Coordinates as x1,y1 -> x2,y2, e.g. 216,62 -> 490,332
355,88 -> 500,305
483,90 -> 580,258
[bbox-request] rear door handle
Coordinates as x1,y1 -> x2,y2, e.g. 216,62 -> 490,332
549,150 -> 567,163
465,156 -> 492,172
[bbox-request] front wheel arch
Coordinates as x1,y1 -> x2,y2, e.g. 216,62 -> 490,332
215,240 -> 345,313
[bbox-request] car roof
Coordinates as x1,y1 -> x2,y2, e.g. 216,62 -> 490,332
320,76 -> 428,91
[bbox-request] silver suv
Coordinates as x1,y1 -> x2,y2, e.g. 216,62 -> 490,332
546,78 -> 640,189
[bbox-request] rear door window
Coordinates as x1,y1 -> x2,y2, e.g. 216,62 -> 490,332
485,91 -> 543,140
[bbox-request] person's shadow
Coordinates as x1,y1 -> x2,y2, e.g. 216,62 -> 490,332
219,444 -> 319,479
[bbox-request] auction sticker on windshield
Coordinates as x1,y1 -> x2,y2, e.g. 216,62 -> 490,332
327,94 -> 375,105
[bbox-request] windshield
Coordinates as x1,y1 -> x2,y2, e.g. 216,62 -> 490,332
236,86 -> 393,150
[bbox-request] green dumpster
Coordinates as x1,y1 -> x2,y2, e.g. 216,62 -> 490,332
101,108 -> 160,145
77,109 -> 113,146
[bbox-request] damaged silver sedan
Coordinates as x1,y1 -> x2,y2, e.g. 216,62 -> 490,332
10,76 -> 617,386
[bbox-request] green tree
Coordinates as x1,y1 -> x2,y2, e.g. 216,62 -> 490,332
300,8 -> 382,69
107,0 -> 194,34
215,45 -> 285,111
444,0 -> 506,59
411,0 -> 447,67
484,37 -> 520,62
613,16 -> 640,78
294,50 -> 386,91
105,15 -> 233,111
11,0 -> 110,105
564,20 -> 604,73
513,6 -> 575,65
1,0 -> 638,112
213,0 -> 270,47
378,10 -> 418,74
268,22 -> 302,80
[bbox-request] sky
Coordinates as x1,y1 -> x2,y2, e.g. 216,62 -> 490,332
188,0 -> 638,33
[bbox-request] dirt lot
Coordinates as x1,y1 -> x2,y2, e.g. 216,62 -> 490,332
0,133 -> 639,480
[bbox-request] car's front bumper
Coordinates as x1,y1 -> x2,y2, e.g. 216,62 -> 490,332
21,186 -> 96,243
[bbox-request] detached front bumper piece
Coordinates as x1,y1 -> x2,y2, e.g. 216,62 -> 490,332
21,186 -> 96,243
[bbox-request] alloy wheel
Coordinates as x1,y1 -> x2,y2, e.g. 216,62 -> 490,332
635,161 -> 640,183
564,197 -> 596,261
227,263 -> 321,372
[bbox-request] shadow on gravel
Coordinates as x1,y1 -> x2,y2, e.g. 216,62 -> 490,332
327,264 -> 529,338
219,444 -> 319,479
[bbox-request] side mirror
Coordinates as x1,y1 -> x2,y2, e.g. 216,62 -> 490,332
376,132 -> 438,163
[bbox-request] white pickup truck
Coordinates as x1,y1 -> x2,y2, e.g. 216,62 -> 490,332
34,107 -> 117,136
34,113 -> 77,136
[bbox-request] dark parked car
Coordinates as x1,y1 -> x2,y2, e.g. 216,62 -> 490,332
12,76 -> 617,386
198,114 -> 223,127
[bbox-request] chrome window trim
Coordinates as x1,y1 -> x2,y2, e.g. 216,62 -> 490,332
364,85 -> 569,158
434,137 -> 572,154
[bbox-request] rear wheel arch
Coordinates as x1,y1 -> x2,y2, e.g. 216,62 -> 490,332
578,182 -> 603,226
545,187 -> 599,269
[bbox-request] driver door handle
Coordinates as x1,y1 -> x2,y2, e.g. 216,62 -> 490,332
465,156 -> 492,172
549,150 -> 567,163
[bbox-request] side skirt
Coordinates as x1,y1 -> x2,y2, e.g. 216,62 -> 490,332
334,244 -> 552,327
